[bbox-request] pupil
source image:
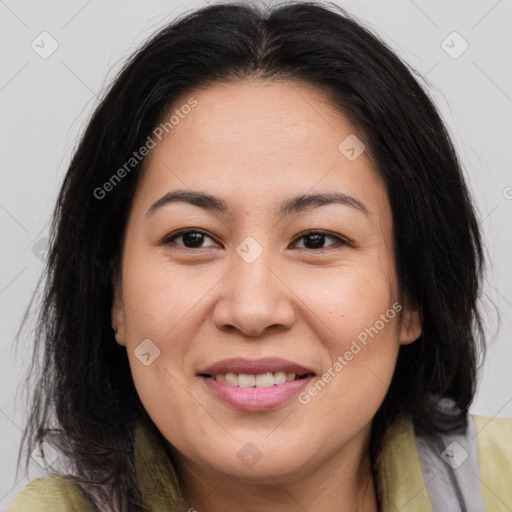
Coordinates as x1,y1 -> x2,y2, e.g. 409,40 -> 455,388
183,232 -> 203,248
305,234 -> 324,249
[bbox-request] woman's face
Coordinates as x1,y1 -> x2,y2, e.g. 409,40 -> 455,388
112,79 -> 421,485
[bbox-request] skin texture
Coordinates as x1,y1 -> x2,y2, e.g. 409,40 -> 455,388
112,79 -> 422,512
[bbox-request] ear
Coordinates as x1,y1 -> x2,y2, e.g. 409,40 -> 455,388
111,262 -> 126,347
399,295 -> 422,345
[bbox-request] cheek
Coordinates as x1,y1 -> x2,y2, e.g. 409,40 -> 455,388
119,248 -> 235,431
288,258 -> 399,340
121,243 -> 221,339
291,263 -> 401,411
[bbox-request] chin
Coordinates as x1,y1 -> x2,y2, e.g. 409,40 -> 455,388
193,438 -> 318,484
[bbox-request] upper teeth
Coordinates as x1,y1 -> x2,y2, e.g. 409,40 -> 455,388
212,372 -> 298,387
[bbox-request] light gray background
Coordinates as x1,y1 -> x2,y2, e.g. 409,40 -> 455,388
1,0 -> 511,508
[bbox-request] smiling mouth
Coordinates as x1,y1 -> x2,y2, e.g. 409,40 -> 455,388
201,372 -> 314,387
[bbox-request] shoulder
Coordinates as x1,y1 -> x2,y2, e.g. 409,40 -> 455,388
472,412 -> 512,469
375,411 -> 512,512
7,475 -> 97,512
472,413 -> 512,449
471,413 -> 512,510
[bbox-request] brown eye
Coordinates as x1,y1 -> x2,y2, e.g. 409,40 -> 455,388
293,230 -> 346,250
163,229 -> 218,249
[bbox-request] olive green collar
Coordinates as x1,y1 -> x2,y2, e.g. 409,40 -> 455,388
134,423 -> 189,511
134,416 -> 432,512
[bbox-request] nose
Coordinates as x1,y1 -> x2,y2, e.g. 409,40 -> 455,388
212,247 -> 296,337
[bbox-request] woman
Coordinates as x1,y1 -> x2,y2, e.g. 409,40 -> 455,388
8,1 -> 512,511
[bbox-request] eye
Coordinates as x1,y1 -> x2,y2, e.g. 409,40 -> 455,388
162,228 -> 348,250
162,229 -> 219,249
292,230 -> 347,250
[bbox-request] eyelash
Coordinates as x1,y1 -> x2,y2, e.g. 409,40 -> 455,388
161,228 -> 349,251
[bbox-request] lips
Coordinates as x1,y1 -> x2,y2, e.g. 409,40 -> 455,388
197,357 -> 315,377
197,357 -> 316,412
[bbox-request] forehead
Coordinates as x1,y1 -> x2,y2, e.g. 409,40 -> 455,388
136,79 -> 388,218
159,79 -> 357,160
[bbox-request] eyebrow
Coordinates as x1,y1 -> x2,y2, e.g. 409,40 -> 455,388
146,189 -> 369,218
